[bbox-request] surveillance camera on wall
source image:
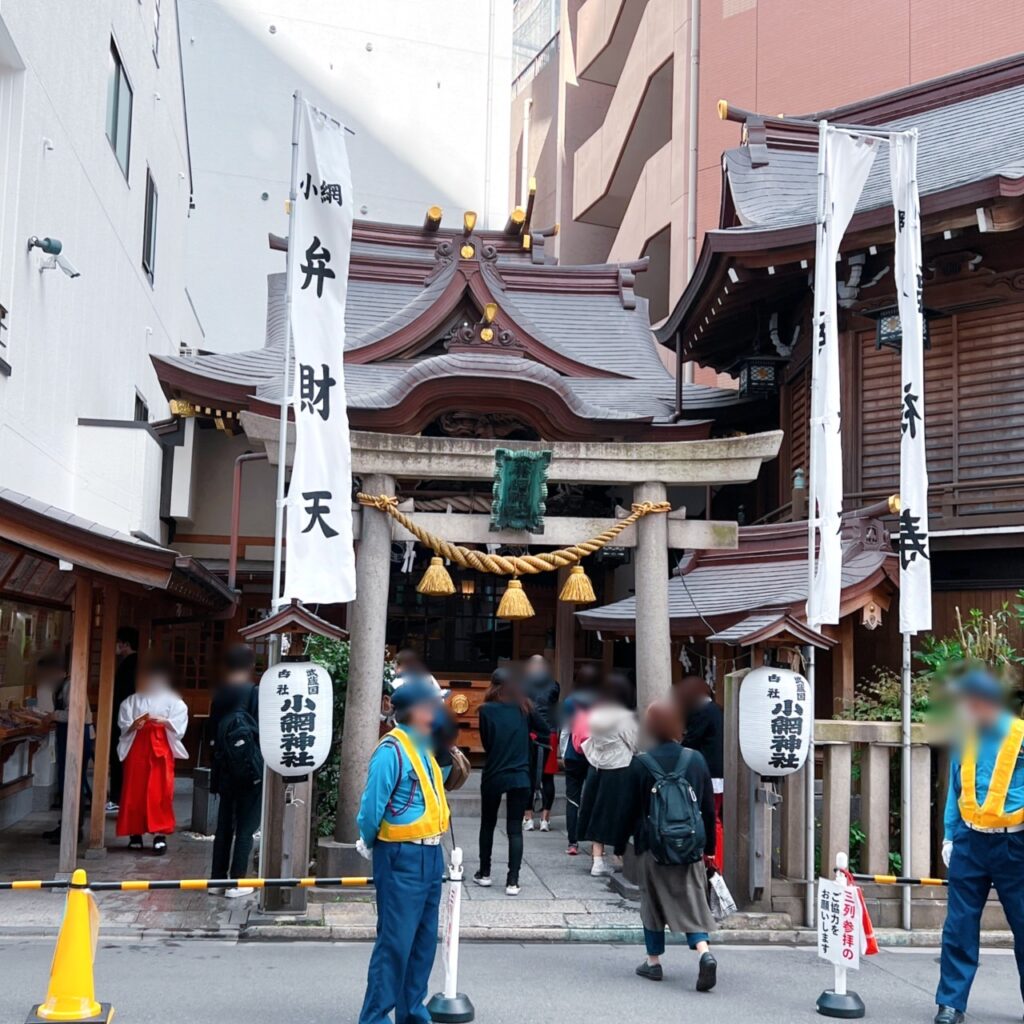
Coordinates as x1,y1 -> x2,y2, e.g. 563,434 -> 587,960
28,235 -> 81,278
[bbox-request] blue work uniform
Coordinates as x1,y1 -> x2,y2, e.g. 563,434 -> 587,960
356,725 -> 450,1024
937,711 -> 1024,1012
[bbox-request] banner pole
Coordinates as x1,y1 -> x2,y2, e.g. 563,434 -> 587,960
804,117 -> 828,929
270,89 -> 303,612
901,630 -> 912,930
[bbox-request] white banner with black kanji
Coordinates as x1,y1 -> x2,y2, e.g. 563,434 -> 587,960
890,130 -> 932,634
284,99 -> 356,604
807,126 -> 879,628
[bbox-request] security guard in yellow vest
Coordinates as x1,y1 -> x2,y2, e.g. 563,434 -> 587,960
936,669 -> 1024,1024
356,679 -> 450,1024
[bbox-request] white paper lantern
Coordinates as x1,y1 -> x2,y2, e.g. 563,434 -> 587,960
738,666 -> 811,777
259,661 -> 333,777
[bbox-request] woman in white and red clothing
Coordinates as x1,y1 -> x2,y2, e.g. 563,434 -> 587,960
115,657 -> 189,854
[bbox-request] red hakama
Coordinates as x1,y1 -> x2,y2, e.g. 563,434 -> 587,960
116,720 -> 176,836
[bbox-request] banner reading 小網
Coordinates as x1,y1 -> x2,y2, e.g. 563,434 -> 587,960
284,100 -> 356,605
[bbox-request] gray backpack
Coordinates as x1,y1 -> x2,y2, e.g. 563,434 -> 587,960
637,748 -> 705,866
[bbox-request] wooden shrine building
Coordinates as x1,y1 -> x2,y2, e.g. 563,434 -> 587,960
640,56 -> 1024,704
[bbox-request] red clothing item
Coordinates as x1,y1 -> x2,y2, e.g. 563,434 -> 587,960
543,731 -> 559,775
710,792 -> 725,872
116,721 -> 176,836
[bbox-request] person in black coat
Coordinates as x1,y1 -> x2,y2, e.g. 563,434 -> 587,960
210,645 -> 262,897
108,627 -> 139,810
475,666 -> 549,896
522,655 -> 560,833
618,699 -> 718,992
678,674 -> 724,871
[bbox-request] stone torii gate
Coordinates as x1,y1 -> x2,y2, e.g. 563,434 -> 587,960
241,415 -> 782,870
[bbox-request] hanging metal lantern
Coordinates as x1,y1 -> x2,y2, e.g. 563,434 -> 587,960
867,304 -> 935,353
735,351 -> 787,397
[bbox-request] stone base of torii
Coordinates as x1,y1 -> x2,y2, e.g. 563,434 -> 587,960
239,415 -> 782,882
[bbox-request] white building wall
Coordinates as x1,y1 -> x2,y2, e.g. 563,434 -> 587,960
0,0 -> 200,535
179,0 -> 512,352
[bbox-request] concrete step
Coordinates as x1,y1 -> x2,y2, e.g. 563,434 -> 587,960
446,771 -> 567,818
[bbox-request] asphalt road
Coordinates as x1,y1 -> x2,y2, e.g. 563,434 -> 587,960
2,939 -> 1021,1024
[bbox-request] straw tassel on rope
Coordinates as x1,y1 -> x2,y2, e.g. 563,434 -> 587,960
558,564 -> 595,604
417,556 -> 455,597
496,578 -> 534,620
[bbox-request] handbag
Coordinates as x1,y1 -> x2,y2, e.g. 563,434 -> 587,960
707,868 -> 737,922
444,745 -> 471,791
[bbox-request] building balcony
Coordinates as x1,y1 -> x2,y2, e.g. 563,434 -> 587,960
576,0 -> 652,86
572,0 -> 674,227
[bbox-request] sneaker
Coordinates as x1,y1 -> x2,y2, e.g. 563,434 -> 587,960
105,802 -> 119,813
523,818 -> 535,832
696,952 -> 717,992
208,887 -> 226,896
636,961 -> 663,982
591,857 -> 614,877
539,820 -> 550,833
473,872 -> 492,888
566,844 -> 579,856
224,887 -> 255,899
505,883 -> 521,896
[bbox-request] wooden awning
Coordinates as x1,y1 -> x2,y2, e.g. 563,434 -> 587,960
0,488 -> 235,610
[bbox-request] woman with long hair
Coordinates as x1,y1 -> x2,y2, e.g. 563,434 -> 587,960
577,672 -> 638,876
475,666 -> 549,895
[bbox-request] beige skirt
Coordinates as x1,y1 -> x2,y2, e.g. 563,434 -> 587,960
637,849 -> 714,935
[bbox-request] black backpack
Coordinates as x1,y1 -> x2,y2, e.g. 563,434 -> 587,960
638,748 -> 705,866
216,699 -> 263,788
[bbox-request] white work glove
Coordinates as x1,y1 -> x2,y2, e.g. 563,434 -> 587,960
941,839 -> 953,868
355,837 -> 372,861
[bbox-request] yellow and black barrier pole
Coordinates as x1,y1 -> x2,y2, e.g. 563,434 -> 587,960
2,875 -> 374,892
850,872 -> 948,888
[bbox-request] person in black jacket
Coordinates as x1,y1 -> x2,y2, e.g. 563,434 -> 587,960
209,645 -> 262,898
108,627 -> 139,811
475,666 -> 549,896
679,674 -> 724,871
522,655 -> 560,833
619,699 -> 718,992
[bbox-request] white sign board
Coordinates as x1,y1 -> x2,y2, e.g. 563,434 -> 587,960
817,878 -> 861,971
258,661 -> 333,777
738,666 -> 811,777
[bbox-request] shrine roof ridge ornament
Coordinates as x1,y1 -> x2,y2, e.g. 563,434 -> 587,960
239,415 -> 783,487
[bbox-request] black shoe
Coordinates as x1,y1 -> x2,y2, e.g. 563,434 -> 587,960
128,835 -> 144,850
933,1008 -> 964,1024
635,962 -> 663,982
153,835 -> 167,855
41,826 -> 61,841
696,951 -> 717,992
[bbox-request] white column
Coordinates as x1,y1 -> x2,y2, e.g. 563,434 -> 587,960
633,481 -> 671,708
334,473 -> 395,843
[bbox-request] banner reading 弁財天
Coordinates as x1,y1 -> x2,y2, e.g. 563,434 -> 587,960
284,100 -> 356,605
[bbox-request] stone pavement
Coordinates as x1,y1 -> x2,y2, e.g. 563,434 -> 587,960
0,780 -> 246,937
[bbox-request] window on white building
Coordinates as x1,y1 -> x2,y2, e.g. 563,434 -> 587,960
142,169 -> 158,282
134,391 -> 149,423
152,0 -> 162,65
105,40 -> 132,177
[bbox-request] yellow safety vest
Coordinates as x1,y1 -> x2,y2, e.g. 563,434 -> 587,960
959,717 -> 1024,828
376,727 -> 450,842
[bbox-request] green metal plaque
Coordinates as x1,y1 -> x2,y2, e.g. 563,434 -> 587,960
490,448 -> 551,533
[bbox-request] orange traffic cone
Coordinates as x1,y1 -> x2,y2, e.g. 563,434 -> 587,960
27,869 -> 113,1023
